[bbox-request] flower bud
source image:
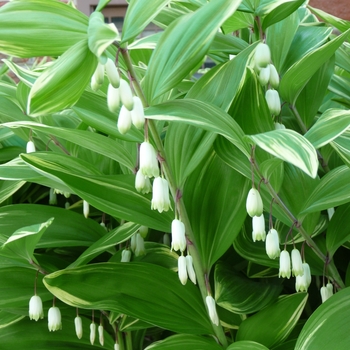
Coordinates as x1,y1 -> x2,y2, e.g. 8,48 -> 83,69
135,233 -> 146,257
279,250 -> 291,278
265,89 -> 281,116
26,140 -> 36,153
98,324 -> 104,346
130,234 -> 136,252
291,248 -> 303,277
117,105 -> 132,134
119,79 -> 134,111
326,282 -> 333,296
48,306 -> 62,331
206,295 -> 219,326
90,322 -> 96,345
139,225 -> 148,239
130,96 -> 145,129
139,141 -> 159,178
121,249 -> 131,262
246,188 -> 263,217
83,200 -> 89,218
105,58 -> 120,88
90,75 -> 101,91
135,170 -> 152,194
29,295 -> 44,321
274,122 -> 285,130
93,62 -> 105,86
115,343 -> 120,350
186,254 -> 196,284
107,84 -> 120,113
151,177 -> 172,213
252,214 -> 266,242
49,188 -> 57,205
171,219 -> 186,252
178,255 -> 188,285
258,66 -> 270,86
295,263 -> 311,292
254,43 -> 271,68
269,64 -> 279,89
320,285 -> 333,303
74,316 -> 83,339
265,228 -> 280,259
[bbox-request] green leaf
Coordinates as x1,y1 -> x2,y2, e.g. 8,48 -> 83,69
304,109 -> 350,149
0,310 -> 24,330
215,262 -> 282,314
326,203 -> 350,257
0,204 -> 106,248
28,40 -> 97,117
266,11 -> 299,72
308,6 -> 350,33
295,287 -> 350,350
236,293 -> 308,348
0,0 -> 88,57
145,334 -> 223,350
227,341 -> 269,350
331,129 -> 350,167
164,123 -> 216,187
246,129 -> 318,178
69,222 -> 140,268
44,262 -> 213,334
3,121 -> 135,171
0,180 -> 25,205
143,0 -> 242,103
261,0 -> 305,30
145,99 -> 249,157
184,153 -> 249,269
1,218 -> 53,264
294,57 -> 335,129
88,11 -> 119,61
280,29 -> 350,104
20,153 -> 173,232
122,0 -> 171,43
222,11 -> 254,33
186,43 -> 256,110
301,166 -> 350,214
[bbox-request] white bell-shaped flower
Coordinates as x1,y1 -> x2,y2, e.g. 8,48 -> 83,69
151,177 -> 172,213
320,285 -> 333,303
107,84 -> 120,113
121,249 -> 131,262
291,248 -> 304,276
139,141 -> 159,178
26,140 -> 36,153
186,254 -> 196,285
178,255 -> 188,285
254,43 -> 271,68
119,79 -> 134,111
246,188 -> 263,217
90,322 -> 96,345
105,58 -> 120,88
279,250 -> 291,278
171,219 -> 186,252
134,233 -> 146,257
265,89 -> 281,116
98,324 -> 104,346
130,96 -> 145,129
93,62 -> 105,85
295,263 -> 311,292
252,214 -> 266,242
206,295 -> 219,326
135,169 -> 152,194
265,228 -> 280,259
258,66 -> 270,86
117,105 -> 132,134
269,64 -> 279,89
83,200 -> 89,218
29,295 -> 44,321
48,306 -> 62,331
74,316 -> 83,339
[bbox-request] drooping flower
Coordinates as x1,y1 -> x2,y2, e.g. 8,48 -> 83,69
254,43 -> 271,68
206,295 -> 219,326
320,284 -> 333,303
151,177 -> 172,213
83,200 -> 89,218
48,306 -> 62,331
105,58 -> 120,88
279,250 -> 291,278
252,214 -> 266,242
107,84 -> 120,113
26,140 -> 36,153
265,89 -> 281,116
295,263 -> 311,292
268,64 -> 279,89
139,226 -> 148,238
119,79 -> 134,111
265,228 -> 280,259
139,141 -> 159,178
130,234 -> 136,252
117,105 -> 132,134
163,233 -> 171,246
114,343 -> 120,350
274,122 -> 286,130
29,295 -> 44,321
178,255 -> 187,285
121,249 -> 131,262
171,219 -> 186,252
135,169 -> 152,194
246,188 -> 263,217
90,322 -> 96,345
74,316 -> 83,339
49,188 -> 57,205
130,96 -> 145,129
326,282 -> 333,296
93,62 -> 105,86
134,233 -> 146,257
98,324 -> 104,346
291,248 -> 303,277
186,254 -> 196,285
258,66 -> 270,86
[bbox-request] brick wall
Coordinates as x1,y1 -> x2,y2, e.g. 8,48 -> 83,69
310,0 -> 350,20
